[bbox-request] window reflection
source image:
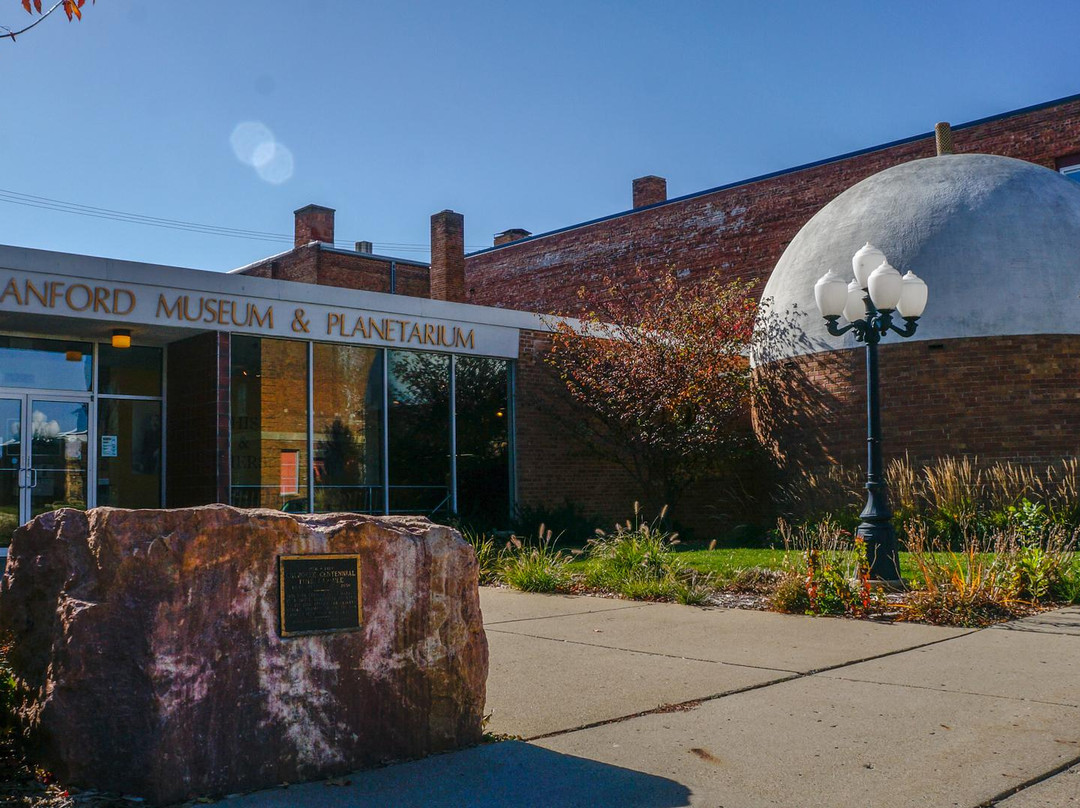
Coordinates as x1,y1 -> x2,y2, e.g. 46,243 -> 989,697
313,344 -> 383,513
387,350 -> 451,515
230,336 -> 309,511
455,357 -> 511,528
0,337 -> 91,391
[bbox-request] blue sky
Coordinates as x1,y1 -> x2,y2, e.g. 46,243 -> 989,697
1,0 -> 1077,271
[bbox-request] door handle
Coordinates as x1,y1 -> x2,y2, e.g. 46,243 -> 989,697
29,469 -> 38,489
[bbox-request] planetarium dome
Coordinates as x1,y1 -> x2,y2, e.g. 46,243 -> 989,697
753,153 -> 1080,471
758,153 -> 1080,360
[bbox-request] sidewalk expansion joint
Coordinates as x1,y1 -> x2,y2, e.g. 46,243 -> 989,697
518,629 -> 979,742
813,674 -> 1080,710
484,627 -> 799,673
978,753 -> 1080,806
483,602 -> 654,627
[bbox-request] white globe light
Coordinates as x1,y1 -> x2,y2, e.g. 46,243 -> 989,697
868,261 -> 903,311
843,279 -> 865,323
814,269 -> 849,317
897,270 -> 929,318
852,243 -> 886,289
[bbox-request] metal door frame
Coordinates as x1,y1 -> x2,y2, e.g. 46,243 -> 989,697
0,390 -> 95,559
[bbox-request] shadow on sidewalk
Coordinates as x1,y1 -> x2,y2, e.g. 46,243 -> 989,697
220,741 -> 691,807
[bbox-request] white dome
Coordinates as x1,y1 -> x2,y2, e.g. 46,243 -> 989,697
757,154 -> 1080,360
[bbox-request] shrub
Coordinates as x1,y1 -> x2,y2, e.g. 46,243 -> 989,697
901,521 -> 1077,625
769,573 -> 810,613
500,526 -> 571,593
775,518 -> 874,617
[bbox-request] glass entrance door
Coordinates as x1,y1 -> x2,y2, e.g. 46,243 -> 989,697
28,399 -> 90,519
0,398 -> 21,552
0,396 -> 90,559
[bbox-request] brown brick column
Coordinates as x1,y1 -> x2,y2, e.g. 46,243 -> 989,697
632,175 -> 667,208
431,210 -> 466,302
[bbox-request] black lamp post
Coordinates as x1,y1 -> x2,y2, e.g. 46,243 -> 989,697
814,244 -> 929,583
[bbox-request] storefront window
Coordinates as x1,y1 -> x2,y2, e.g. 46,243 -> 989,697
98,345 -> 163,397
313,344 -> 384,513
387,350 -> 451,515
96,399 -> 162,508
455,357 -> 511,528
0,337 -> 92,391
230,336 -> 309,511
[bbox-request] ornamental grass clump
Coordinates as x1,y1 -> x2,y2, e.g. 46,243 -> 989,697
500,525 -> 572,593
584,503 -> 718,603
459,526 -> 503,586
901,520 -> 1078,626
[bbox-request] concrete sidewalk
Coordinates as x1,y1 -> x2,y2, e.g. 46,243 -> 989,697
222,590 -> 1080,807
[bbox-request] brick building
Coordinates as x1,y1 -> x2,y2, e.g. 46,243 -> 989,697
463,93 -> 1080,314
463,94 -> 1080,475
0,202 -> 650,557
4,93 -> 1079,550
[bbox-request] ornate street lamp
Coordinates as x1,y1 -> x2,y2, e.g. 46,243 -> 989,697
813,244 -> 929,583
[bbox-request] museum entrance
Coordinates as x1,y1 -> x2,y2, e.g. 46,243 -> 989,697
0,395 -> 90,550
0,336 -> 165,560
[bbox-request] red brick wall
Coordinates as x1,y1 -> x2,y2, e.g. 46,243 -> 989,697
237,246 -> 431,299
514,328 -> 749,534
513,328 -> 642,525
466,97 -> 1080,314
754,334 -> 1080,475
165,331 -> 229,506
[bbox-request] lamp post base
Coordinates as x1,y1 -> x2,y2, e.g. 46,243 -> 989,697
856,519 -> 902,584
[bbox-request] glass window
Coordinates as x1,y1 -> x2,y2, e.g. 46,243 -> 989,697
0,337 -> 91,391
97,399 -> 162,509
312,344 -> 384,514
455,357 -> 511,528
99,345 -> 163,396
387,350 -> 451,515
230,336 -> 310,511
1062,165 -> 1080,183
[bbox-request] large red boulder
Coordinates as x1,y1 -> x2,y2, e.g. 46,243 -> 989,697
0,506 -> 488,804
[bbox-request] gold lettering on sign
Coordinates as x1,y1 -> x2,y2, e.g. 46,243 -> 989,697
0,277 -> 138,316
322,311 -> 477,349
155,294 -> 274,329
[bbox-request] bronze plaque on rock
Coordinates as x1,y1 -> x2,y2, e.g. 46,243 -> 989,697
278,554 -> 363,637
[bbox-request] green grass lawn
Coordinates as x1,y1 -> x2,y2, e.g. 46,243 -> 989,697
570,545 -> 1080,587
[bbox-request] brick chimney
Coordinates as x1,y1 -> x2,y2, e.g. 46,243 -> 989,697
633,175 -> 667,208
935,122 -> 954,155
430,209 -> 465,303
494,228 -> 532,247
355,240 -> 373,254
294,204 -> 335,247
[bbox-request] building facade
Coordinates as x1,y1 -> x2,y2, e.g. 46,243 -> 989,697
0,233 -> 650,557
463,93 -> 1080,476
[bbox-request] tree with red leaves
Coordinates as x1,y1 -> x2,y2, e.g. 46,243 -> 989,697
2,0 -> 92,44
546,268 -> 758,512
